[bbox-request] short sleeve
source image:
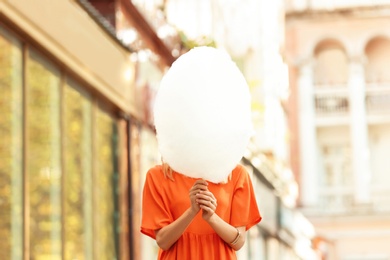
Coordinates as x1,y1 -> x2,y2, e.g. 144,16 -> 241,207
140,168 -> 173,239
230,165 -> 262,230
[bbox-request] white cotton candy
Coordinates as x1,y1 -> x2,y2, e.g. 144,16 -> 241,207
153,46 -> 253,183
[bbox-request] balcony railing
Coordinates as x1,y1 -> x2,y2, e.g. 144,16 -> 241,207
314,87 -> 349,116
366,84 -> 390,114
314,85 -> 390,123
286,0 -> 390,13
302,185 -> 390,216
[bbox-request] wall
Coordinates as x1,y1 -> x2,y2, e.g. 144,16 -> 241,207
0,0 -> 136,115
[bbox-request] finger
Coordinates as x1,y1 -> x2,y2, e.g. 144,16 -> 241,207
200,204 -> 214,213
194,179 -> 208,185
190,184 -> 207,192
205,191 -> 216,201
189,188 -> 206,199
193,184 -> 208,191
197,190 -> 215,200
190,186 -> 207,195
196,198 -> 209,205
192,180 -> 208,190
195,193 -> 212,201
196,192 -> 217,207
189,189 -> 199,196
197,198 -> 217,210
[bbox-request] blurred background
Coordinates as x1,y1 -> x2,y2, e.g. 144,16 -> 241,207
1,0 -> 390,259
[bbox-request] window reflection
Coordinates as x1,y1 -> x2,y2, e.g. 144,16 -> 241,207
1,25 -> 122,260
94,106 -> 119,260
27,49 -> 62,260
64,79 -> 93,260
0,27 -> 23,260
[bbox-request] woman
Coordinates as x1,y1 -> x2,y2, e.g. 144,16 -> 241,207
141,163 -> 261,259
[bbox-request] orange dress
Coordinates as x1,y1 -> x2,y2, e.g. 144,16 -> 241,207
140,164 -> 262,260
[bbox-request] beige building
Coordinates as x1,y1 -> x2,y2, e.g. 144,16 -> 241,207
285,0 -> 390,259
0,0 -> 322,259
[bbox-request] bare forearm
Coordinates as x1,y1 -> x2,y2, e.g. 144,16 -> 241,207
207,214 -> 246,251
155,208 -> 197,250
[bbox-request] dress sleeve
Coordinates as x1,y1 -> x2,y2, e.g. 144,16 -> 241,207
140,168 -> 173,239
230,165 -> 262,230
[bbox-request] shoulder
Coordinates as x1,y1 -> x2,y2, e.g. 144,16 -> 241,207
231,164 -> 251,186
147,164 -> 163,174
232,164 -> 248,179
145,165 -> 165,182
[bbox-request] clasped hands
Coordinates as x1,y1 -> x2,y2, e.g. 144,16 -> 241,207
189,179 -> 217,221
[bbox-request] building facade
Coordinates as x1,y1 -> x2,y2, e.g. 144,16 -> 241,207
0,0 -> 322,259
0,0 -> 174,259
285,0 -> 390,259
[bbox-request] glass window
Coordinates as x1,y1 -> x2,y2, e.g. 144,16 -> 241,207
248,227 -> 266,260
0,26 -> 23,260
319,144 -> 353,210
314,40 -> 348,86
0,25 -> 123,260
27,49 -> 62,260
370,125 -> 390,185
365,37 -> 390,83
321,145 -> 352,187
94,105 -> 119,260
63,79 -> 93,260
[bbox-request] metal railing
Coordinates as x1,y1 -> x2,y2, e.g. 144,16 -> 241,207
286,0 -> 390,12
314,86 -> 349,116
365,84 -> 390,114
313,84 -> 390,117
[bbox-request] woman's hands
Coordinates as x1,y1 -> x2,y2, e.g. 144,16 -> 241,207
189,179 -> 218,221
190,180 -> 217,221
155,180 -> 209,250
191,180 -> 245,250
197,190 -> 217,221
155,179 -> 244,251
189,180 -> 209,215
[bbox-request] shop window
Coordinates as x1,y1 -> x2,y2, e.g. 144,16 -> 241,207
26,49 -> 62,259
0,24 -> 122,260
0,26 -> 23,260
94,105 -> 119,260
64,79 -> 93,260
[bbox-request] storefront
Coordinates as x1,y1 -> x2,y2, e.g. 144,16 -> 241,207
240,158 -> 318,260
0,0 -> 165,259
0,22 -> 125,260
